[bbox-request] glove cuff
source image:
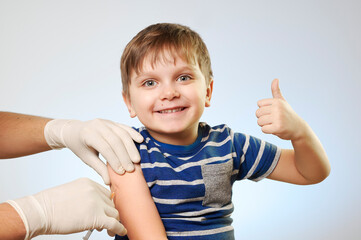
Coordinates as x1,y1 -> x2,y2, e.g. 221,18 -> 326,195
7,196 -> 46,239
44,119 -> 73,149
6,200 -> 30,240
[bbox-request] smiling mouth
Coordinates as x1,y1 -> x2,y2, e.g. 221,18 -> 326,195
158,107 -> 186,114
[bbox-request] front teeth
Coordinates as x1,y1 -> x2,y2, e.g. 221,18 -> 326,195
159,108 -> 183,113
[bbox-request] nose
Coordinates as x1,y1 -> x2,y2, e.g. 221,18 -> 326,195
160,83 -> 180,100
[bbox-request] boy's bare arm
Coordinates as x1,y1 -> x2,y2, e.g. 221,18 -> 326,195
256,79 -> 330,185
267,125 -> 330,185
108,164 -> 168,240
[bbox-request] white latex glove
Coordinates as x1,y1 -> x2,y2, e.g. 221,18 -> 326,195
7,178 -> 126,240
44,119 -> 143,184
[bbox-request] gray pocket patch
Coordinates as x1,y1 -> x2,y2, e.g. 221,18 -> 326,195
201,160 -> 233,208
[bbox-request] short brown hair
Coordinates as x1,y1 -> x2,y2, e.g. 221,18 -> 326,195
120,23 -> 213,96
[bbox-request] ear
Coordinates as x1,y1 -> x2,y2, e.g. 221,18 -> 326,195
122,91 -> 137,118
205,78 -> 214,107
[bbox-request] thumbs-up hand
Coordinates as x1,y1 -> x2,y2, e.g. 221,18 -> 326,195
256,79 -> 305,140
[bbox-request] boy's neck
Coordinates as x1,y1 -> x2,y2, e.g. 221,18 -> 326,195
146,123 -> 200,146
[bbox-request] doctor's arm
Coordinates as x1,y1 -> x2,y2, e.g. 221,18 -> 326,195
0,111 -> 51,158
0,111 -> 143,184
0,178 -> 126,240
0,203 -> 25,240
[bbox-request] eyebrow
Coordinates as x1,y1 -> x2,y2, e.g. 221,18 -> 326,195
173,65 -> 197,74
132,65 -> 197,81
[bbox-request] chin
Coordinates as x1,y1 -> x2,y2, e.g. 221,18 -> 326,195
149,124 -> 189,135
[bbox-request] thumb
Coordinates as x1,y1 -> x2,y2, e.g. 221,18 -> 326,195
271,78 -> 284,99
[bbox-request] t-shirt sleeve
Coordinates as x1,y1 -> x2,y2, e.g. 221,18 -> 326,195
233,132 -> 281,181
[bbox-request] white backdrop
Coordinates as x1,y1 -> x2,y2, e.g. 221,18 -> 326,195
1,0 -> 360,239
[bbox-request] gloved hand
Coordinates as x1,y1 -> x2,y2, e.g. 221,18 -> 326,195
44,119 -> 143,184
7,178 -> 126,240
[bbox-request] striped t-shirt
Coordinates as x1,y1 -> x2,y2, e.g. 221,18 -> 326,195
116,123 -> 281,240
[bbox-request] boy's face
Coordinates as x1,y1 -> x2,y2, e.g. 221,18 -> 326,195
123,50 -> 213,145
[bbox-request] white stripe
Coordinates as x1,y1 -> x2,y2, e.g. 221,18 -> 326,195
205,136 -> 231,147
240,134 -> 250,164
230,130 -> 239,177
173,203 -> 234,217
243,140 -> 266,179
142,135 -> 160,147
253,147 -> 282,182
162,135 -> 232,161
164,212 -> 232,222
141,152 -> 236,172
139,145 -> 161,154
153,196 -> 204,204
147,179 -> 204,187
167,225 -> 234,237
164,216 -> 206,222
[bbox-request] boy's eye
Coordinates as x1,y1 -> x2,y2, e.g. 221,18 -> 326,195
177,75 -> 191,82
143,80 -> 157,87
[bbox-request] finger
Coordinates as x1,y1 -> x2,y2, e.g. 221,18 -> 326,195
271,78 -> 284,100
98,194 -> 116,208
119,133 -> 141,164
107,125 -> 140,170
87,132 -> 127,175
261,124 -> 275,134
102,216 -> 127,236
257,115 -> 273,127
257,98 -> 274,107
117,123 -> 144,143
91,186 -> 116,206
105,120 -> 143,143
104,204 -> 120,219
80,153 -> 111,185
102,139 -> 129,173
255,105 -> 272,118
99,121 -> 140,171
91,182 -> 115,201
107,230 -> 116,237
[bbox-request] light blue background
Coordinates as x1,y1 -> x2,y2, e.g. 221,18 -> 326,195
1,0 -> 360,239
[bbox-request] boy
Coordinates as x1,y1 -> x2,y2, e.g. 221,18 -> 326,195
108,23 -> 330,240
